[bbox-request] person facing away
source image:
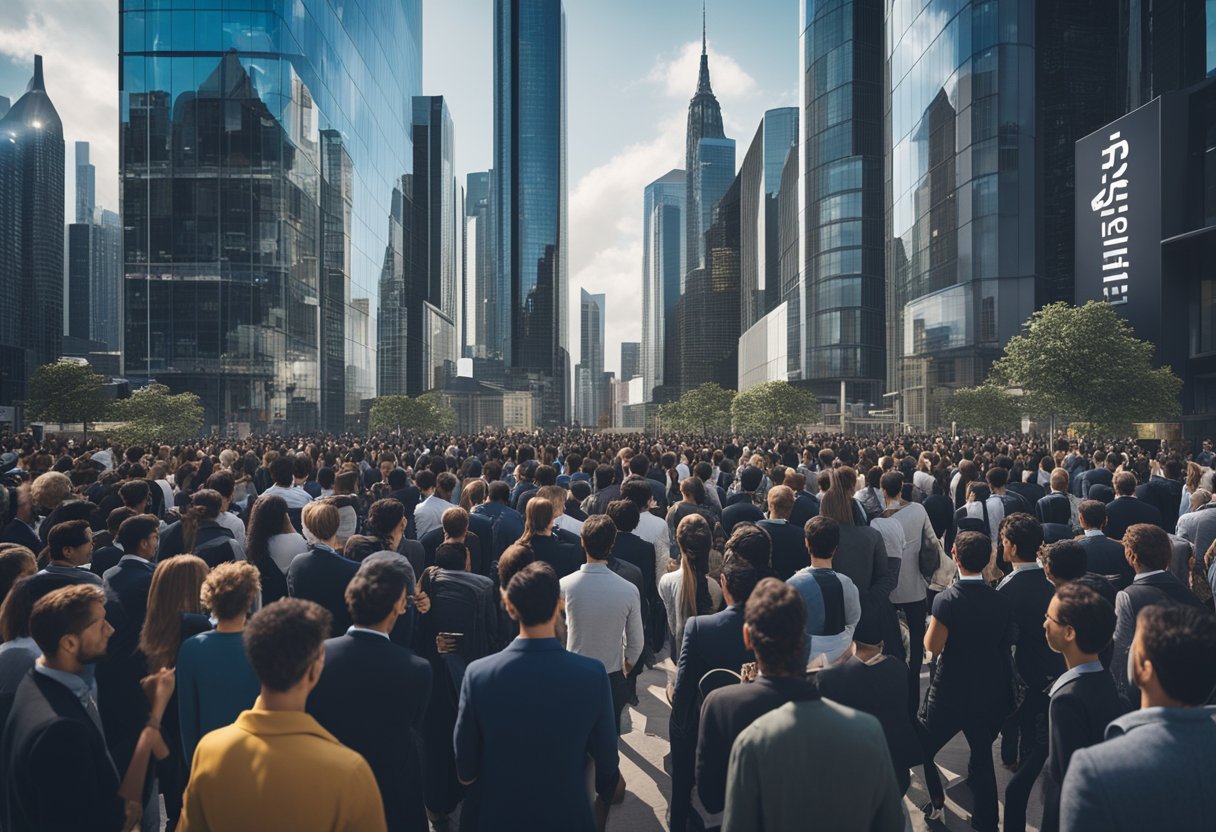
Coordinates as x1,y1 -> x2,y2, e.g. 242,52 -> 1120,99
1103,472 -> 1164,541
287,501 -> 360,637
453,562 -> 623,832
102,513 -> 160,633
1060,604 -> 1216,832
178,598 -> 387,832
1075,499 -> 1135,589
720,596 -> 904,832
921,531 -> 1015,832
307,559 -> 433,832
788,515 -> 857,664
1038,582 -> 1127,832
756,485 -> 808,580
560,514 -> 644,732
1037,468 -> 1080,530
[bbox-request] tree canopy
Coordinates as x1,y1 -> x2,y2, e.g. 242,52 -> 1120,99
26,361 -> 108,429
106,384 -> 204,446
988,301 -> 1182,434
731,381 -> 820,434
943,385 -> 1023,435
657,383 -> 736,434
369,392 -> 457,434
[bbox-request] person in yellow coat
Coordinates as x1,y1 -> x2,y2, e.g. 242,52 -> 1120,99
178,599 -> 386,832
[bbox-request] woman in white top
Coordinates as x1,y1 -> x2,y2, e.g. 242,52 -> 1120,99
245,495 -> 307,605
658,513 -> 723,657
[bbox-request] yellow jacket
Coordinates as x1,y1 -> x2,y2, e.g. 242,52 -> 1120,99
178,700 -> 386,832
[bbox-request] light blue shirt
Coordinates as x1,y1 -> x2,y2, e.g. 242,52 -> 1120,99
1049,660 -> 1104,696
347,626 -> 390,640
33,663 -> 105,737
1083,529 -> 1104,538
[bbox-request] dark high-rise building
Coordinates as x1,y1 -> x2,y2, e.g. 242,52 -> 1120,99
620,341 -> 640,383
1117,0 -> 1208,112
641,169 -> 685,402
74,141 -> 94,225
494,0 -> 570,425
885,1 -> 1120,428
122,1 -> 421,431
778,142 -> 801,381
66,142 -> 122,355
739,108 -> 797,333
575,288 -> 608,426
465,171 -> 498,360
685,10 -> 730,273
800,0 -> 885,412
0,55 -> 64,406
66,222 -> 92,341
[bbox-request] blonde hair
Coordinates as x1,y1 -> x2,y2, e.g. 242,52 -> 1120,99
460,479 -> 487,512
301,501 -> 341,543
31,472 -> 72,510
140,555 -> 208,669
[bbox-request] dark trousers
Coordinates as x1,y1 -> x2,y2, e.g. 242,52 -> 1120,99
922,707 -> 1000,832
1003,691 -> 1049,832
668,729 -> 703,832
895,599 -> 927,717
608,670 -> 630,733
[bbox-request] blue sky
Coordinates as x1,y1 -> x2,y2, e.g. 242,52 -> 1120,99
0,0 -> 801,376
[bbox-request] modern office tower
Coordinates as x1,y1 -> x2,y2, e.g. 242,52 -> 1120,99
465,171 -> 498,360
686,12 -> 730,273
885,0 -> 1119,429
122,2 -> 421,431
641,169 -> 685,403
1117,0 -> 1208,112
620,341 -> 640,383
410,96 -> 458,394
798,0 -> 885,414
676,177 -> 741,394
67,140 -> 123,354
494,0 -> 570,426
66,222 -> 92,341
777,142 -> 801,381
739,108 -> 797,333
0,55 -> 64,406
75,141 -> 94,224
575,288 -> 608,426
90,209 -> 122,353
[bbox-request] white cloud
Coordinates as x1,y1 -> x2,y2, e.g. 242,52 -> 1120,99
0,0 -> 119,215
646,38 -> 757,101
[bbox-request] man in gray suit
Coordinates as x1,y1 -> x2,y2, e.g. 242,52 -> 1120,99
1060,604 -> 1216,832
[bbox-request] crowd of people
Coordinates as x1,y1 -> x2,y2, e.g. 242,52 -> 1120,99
0,427 -> 1213,832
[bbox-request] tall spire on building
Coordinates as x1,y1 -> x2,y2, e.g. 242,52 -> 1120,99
697,1 -> 712,94
28,55 -> 44,93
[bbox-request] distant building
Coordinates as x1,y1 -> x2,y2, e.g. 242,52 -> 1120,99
465,171 -> 498,359
641,169 -> 685,402
575,289 -> 609,427
620,341 -> 640,382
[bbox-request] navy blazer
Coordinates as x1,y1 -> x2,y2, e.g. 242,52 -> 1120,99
1135,477 -> 1183,534
1037,492 -> 1073,526
527,534 -> 581,579
1111,572 -> 1200,701
102,557 -> 156,633
669,603 -> 754,742
1103,496 -> 1164,541
1079,468 -> 1113,499
999,567 -> 1066,691
815,654 -> 924,771
454,638 -> 618,832
721,501 -> 763,535
1076,533 -> 1134,589
758,519 -> 809,581
0,519 -> 40,553
788,492 -> 820,530
472,502 -> 524,561
286,545 -> 360,636
1,670 -> 123,832
308,631 -> 433,832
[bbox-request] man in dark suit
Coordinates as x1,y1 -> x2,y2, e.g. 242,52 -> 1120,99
1110,524 -> 1201,702
287,502 -> 360,637
606,500 -> 664,653
1039,582 -> 1127,832
696,578 -> 819,816
1076,500 -> 1134,589
101,514 -> 160,632
1040,539 -> 1119,668
626,455 -> 668,514
1104,472 -> 1164,540
308,559 -> 433,832
419,508 -> 483,575
1077,451 -> 1115,499
1,584 -> 125,831
669,557 -> 759,831
1036,468 -> 1076,527
0,483 -> 40,552
472,481 -> 523,562
721,467 -> 764,535
758,486 -> 808,581
454,562 -> 623,832
508,460 -> 539,511
997,514 -> 1066,832
387,468 -> 421,540
1135,459 -> 1184,534
784,472 -> 819,529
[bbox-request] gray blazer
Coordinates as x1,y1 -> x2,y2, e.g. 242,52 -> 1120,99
1060,706 -> 1216,832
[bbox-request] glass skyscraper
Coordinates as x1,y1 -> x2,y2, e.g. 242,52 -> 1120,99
739,108 -> 797,333
0,56 -> 64,407
494,0 -> 569,426
465,170 -> 498,360
800,0 -> 885,410
575,288 -> 607,426
686,21 -> 730,274
694,136 -> 737,275
120,0 -> 421,431
641,169 -> 684,402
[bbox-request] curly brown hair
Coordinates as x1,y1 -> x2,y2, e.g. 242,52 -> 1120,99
201,561 -> 261,621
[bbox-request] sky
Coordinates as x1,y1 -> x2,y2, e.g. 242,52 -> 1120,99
0,0 -> 800,378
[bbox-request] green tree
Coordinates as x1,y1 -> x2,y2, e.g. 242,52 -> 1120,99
369,393 -> 456,434
657,383 -> 736,434
731,381 -> 820,434
106,384 -> 204,445
26,361 -> 108,439
943,385 -> 1023,434
989,301 -> 1183,434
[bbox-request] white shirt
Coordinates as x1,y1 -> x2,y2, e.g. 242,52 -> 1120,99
347,626 -> 389,640
658,567 -> 723,651
414,495 -> 456,540
554,514 -> 584,537
263,484 -> 313,509
214,509 -> 247,546
633,510 -> 673,585
268,532 -> 308,573
560,563 -> 644,674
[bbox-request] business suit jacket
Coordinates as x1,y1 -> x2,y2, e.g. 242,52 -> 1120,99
526,534 -> 581,578
1136,477 -> 1183,534
453,638 -> 618,832
286,545 -> 360,636
1103,496 -> 1164,540
1076,533 -> 1134,589
721,501 -> 763,535
307,631 -> 433,832
1079,468 -> 1113,499
998,566 -> 1066,691
1,670 -> 123,832
1040,670 -> 1128,832
472,502 -> 523,561
1111,571 -> 1200,700
611,531 -> 665,651
696,675 -> 819,814
815,654 -> 923,770
788,492 -> 819,529
1176,504 -> 1216,569
758,519 -> 809,580
102,557 -> 156,633
0,519 -> 39,553
466,513 -> 495,576
1059,705 -> 1216,832
1037,492 -> 1074,526
670,604 -> 754,743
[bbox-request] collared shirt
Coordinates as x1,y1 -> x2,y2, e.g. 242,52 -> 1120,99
118,554 -> 154,568
559,562 -> 643,674
263,483 -> 313,509
1049,659 -> 1104,697
997,560 -> 1043,590
346,626 -> 389,640
957,574 -> 986,582
1133,569 -> 1167,582
1084,529 -> 1104,537
34,663 -> 105,737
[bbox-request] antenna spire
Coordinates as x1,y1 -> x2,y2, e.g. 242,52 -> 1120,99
702,1 -> 707,55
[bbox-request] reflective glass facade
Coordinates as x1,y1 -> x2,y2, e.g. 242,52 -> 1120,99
740,108 -> 797,333
686,39 -> 728,273
641,169 -> 684,402
801,0 -> 884,409
576,288 -> 607,426
494,0 -> 569,426
120,0 -> 421,431
465,171 -> 498,360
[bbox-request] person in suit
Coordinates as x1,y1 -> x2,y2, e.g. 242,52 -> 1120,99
472,481 -> 524,564
384,467 -> 421,539
1060,604 -> 1216,832
157,489 -> 243,567
0,484 -> 40,553
997,513 -> 1066,832
1076,500 -> 1134,589
102,514 -> 160,633
1037,468 -> 1079,530
1077,452 -> 1115,499
721,467 -> 764,534
286,501 -> 360,637
419,507 -> 483,575
669,550 -> 761,831
784,472 -> 819,529
758,486 -> 808,580
454,562 -> 623,832
1039,582 -> 1127,832
1175,491 -> 1216,570
307,559 -> 432,832
179,599 -> 387,832
696,578 -> 819,817
1136,458 -> 1184,534
1104,472 -> 1164,540
90,507 -> 136,578
516,498 -> 581,579
1040,540 -> 1119,667
1110,523 -> 1202,702
921,531 -> 1014,831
